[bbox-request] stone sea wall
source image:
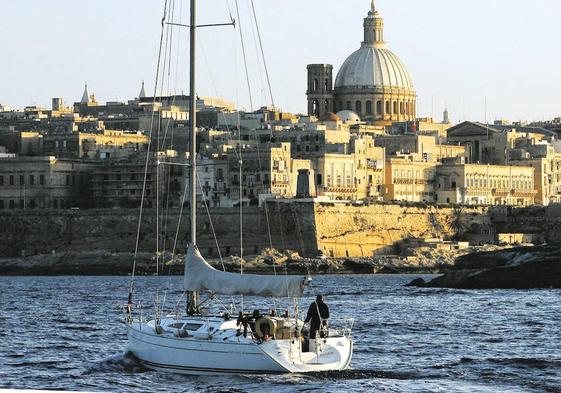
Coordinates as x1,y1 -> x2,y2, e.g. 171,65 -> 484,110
313,203 -> 490,257
0,202 -> 557,259
0,202 -> 316,259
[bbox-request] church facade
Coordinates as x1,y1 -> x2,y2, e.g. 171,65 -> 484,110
307,1 -> 416,125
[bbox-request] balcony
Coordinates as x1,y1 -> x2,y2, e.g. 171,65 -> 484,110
324,186 -> 358,193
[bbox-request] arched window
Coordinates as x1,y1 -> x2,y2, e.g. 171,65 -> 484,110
385,101 -> 390,114
376,101 -> 382,115
346,101 -> 351,110
312,100 -> 320,117
355,100 -> 362,113
393,101 -> 398,115
325,79 -> 330,92
324,100 -> 330,112
313,78 -> 319,91
400,102 -> 404,115
366,100 -> 372,115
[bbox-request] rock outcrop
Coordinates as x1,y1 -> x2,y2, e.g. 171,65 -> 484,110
0,245 -> 507,276
407,245 -> 561,289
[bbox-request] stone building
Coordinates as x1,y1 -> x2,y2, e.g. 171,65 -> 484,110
510,144 -> 561,205
374,134 -> 465,163
446,121 -> 554,164
307,1 -> 416,123
90,154 -> 183,208
0,156 -> 99,210
43,128 -> 150,159
383,157 -> 436,202
435,164 -> 536,206
226,142 -> 308,205
197,156 -> 230,208
314,136 -> 385,201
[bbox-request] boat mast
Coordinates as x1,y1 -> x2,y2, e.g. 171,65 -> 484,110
189,0 -> 197,246
188,0 -> 199,313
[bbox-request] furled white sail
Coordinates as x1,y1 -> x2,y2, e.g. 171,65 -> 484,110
184,246 -> 308,298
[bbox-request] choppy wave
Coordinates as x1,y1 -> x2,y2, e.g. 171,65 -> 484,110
82,352 -> 148,375
1,275 -> 559,393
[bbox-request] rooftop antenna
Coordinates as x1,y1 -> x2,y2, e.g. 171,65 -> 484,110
485,96 -> 489,139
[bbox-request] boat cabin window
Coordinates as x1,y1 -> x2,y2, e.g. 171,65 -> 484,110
168,323 -> 185,329
184,323 -> 204,331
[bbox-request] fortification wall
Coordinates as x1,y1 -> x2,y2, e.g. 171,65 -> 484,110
313,203 -> 490,258
0,202 -> 316,258
1,202 -> 557,260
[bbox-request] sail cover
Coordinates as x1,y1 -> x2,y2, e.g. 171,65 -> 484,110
184,246 -> 308,298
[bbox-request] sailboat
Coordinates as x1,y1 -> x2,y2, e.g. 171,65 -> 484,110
125,0 -> 353,375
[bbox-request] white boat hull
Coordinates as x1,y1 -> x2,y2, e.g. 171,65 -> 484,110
127,320 -> 352,375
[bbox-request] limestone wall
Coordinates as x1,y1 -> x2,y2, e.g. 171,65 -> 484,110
313,203 -> 490,258
0,202 -> 316,259
0,202 -> 557,260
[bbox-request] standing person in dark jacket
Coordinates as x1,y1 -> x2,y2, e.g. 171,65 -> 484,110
305,294 -> 329,339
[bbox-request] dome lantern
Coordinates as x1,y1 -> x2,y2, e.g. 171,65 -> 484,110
364,0 -> 384,46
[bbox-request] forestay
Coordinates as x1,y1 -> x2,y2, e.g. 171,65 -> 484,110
184,246 -> 308,298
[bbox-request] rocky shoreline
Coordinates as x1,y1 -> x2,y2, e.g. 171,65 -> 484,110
406,245 -> 561,289
0,244 -> 509,276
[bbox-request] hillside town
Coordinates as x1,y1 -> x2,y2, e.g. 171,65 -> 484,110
0,87 -> 560,212
1,3 -> 560,214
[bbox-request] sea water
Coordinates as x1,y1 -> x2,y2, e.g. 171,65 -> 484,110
0,275 -> 559,392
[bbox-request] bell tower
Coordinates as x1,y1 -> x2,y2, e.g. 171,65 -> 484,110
306,64 -> 333,119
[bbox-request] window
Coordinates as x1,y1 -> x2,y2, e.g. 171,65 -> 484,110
0,176 -> 3,186
20,175 -> 24,186
0,200 -> 3,209
30,175 -> 34,185
9,200 -> 15,209
393,101 -> 398,115
386,101 -> 390,114
346,101 -> 351,110
40,175 -> 45,185
19,200 -> 24,209
312,100 -> 320,117
184,323 -> 204,331
366,101 -> 372,115
355,101 -> 362,113
376,101 -> 382,115
317,174 -> 322,185
9,175 -> 14,186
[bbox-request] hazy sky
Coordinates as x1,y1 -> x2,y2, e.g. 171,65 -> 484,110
1,0 -> 561,124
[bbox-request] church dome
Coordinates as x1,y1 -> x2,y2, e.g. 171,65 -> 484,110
334,1 -> 414,91
336,110 -> 361,123
334,46 -> 413,90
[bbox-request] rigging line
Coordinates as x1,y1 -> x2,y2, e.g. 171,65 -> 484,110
195,168 -> 227,272
249,0 -> 275,107
129,0 -> 170,297
156,4 -> 178,318
237,113 -> 244,313
197,32 -> 236,138
245,0 -> 267,106
161,175 -> 189,314
155,4 -> 171,280
234,0 -> 254,111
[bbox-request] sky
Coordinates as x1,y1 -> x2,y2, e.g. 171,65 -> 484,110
1,0 -> 561,124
